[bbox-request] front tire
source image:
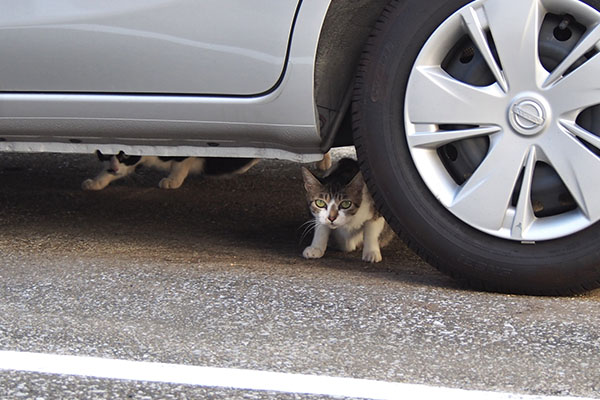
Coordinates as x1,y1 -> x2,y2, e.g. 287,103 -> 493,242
353,0 -> 600,294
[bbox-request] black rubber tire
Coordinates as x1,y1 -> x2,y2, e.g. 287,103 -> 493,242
352,0 -> 600,295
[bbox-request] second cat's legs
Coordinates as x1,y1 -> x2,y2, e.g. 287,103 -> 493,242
303,224 -> 331,259
82,165 -> 136,190
158,158 -> 199,189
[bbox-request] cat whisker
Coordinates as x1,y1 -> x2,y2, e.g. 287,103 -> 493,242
297,219 -> 317,235
297,219 -> 315,231
298,219 -> 317,244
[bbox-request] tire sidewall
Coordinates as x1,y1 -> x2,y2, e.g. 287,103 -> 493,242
355,0 -> 600,293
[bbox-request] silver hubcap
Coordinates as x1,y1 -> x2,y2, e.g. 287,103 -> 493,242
509,97 -> 548,135
405,0 -> 600,241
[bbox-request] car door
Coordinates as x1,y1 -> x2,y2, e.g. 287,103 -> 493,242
0,0 -> 300,95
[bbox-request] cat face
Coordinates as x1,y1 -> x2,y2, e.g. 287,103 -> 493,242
96,150 -> 141,173
302,167 -> 363,229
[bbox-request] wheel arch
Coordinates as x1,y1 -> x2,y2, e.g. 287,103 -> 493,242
314,0 -> 391,151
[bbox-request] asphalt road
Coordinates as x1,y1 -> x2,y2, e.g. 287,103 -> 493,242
0,151 -> 599,399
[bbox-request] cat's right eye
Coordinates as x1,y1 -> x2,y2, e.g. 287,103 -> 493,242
315,199 -> 327,209
339,200 -> 352,209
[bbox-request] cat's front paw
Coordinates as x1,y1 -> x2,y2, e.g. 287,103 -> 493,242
159,178 -> 182,189
303,246 -> 325,259
82,179 -> 104,191
339,242 -> 358,252
362,249 -> 382,263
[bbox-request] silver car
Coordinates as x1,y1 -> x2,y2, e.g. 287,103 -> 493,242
2,0 -> 599,294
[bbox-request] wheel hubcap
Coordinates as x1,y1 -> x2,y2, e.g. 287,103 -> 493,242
405,0 -> 600,241
509,97 -> 548,135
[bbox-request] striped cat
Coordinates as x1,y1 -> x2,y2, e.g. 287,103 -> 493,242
301,158 -> 394,263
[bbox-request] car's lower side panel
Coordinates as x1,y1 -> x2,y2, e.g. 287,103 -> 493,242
0,0 -> 331,163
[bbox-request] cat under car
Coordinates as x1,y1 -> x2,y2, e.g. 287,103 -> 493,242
301,158 -> 394,263
82,150 -> 259,190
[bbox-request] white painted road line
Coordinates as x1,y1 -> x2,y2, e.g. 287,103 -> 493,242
0,351 -> 594,400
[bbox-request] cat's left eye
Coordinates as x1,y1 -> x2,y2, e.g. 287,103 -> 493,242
315,199 -> 327,208
340,200 -> 352,209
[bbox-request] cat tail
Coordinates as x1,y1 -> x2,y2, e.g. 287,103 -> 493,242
326,157 -> 360,185
335,158 -> 359,173
203,158 -> 258,176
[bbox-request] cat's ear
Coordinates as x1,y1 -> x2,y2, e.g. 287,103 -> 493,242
301,167 -> 322,193
346,171 -> 364,198
96,150 -> 107,161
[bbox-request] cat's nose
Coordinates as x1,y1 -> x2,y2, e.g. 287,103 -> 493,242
328,215 -> 337,222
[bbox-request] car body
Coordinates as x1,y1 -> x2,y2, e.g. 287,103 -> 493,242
0,0 -> 362,162
3,0 -> 600,294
